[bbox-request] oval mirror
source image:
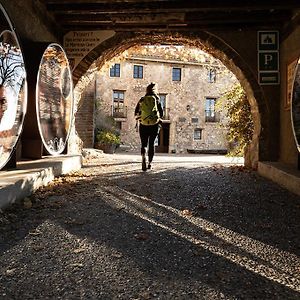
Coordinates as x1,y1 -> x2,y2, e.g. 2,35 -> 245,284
0,5 -> 27,169
291,58 -> 300,153
36,43 -> 73,155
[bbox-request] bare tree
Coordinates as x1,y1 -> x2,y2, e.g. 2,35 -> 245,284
0,41 -> 24,89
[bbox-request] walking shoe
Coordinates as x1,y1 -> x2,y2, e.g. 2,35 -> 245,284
147,163 -> 151,169
142,156 -> 147,171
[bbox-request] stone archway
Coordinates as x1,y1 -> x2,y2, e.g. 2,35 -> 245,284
71,31 -> 266,169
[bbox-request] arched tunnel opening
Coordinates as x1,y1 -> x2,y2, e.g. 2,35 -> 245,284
71,32 -> 264,169
0,2 -> 299,297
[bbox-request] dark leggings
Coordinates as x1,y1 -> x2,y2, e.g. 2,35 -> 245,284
139,123 -> 159,163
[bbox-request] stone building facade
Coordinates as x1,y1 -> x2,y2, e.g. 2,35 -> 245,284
95,47 -> 238,153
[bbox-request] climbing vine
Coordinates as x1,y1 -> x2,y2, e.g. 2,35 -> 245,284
218,84 -> 254,156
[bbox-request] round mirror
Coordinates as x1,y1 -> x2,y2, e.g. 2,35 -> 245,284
0,5 -> 27,169
291,58 -> 300,152
36,43 -> 73,155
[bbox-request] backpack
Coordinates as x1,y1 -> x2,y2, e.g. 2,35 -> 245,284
139,95 -> 160,125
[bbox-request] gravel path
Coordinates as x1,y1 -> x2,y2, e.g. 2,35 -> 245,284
0,152 -> 299,299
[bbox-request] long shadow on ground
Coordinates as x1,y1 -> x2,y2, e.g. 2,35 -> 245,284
0,161 -> 299,299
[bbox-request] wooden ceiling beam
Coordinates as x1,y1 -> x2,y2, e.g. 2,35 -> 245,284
55,12 -> 185,23
42,0 -> 300,34
60,22 -> 283,32
54,10 -> 290,26
185,10 -> 290,23
45,0 -> 300,14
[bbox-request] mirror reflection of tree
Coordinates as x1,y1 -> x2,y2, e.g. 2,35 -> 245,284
0,29 -> 26,168
0,31 -> 24,90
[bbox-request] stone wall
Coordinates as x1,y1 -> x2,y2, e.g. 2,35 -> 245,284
1,0 -> 60,43
92,52 -> 238,153
75,81 -> 95,148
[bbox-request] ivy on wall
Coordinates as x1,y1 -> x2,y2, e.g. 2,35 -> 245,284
218,84 -> 254,157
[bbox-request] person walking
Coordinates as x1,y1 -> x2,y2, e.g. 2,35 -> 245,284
135,83 -> 163,171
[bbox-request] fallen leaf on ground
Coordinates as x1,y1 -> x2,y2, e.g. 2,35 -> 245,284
111,253 -> 123,259
181,209 -> 193,216
64,219 -> 86,225
6,268 -> 16,276
33,245 -> 45,251
195,203 -> 207,210
205,227 -> 215,233
139,291 -> 151,299
134,232 -> 150,241
69,263 -> 84,268
29,230 -> 42,236
73,248 -> 86,254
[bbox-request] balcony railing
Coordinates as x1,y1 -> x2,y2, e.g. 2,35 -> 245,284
205,111 -> 220,122
112,106 -> 127,118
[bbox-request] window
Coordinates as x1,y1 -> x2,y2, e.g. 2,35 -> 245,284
172,67 -> 181,81
208,68 -> 216,83
191,117 -> 198,123
113,90 -> 125,117
133,65 -> 143,79
159,94 -> 166,110
113,90 -> 124,107
205,97 -> 219,122
159,94 -> 168,120
110,63 -> 120,77
194,128 -> 202,140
